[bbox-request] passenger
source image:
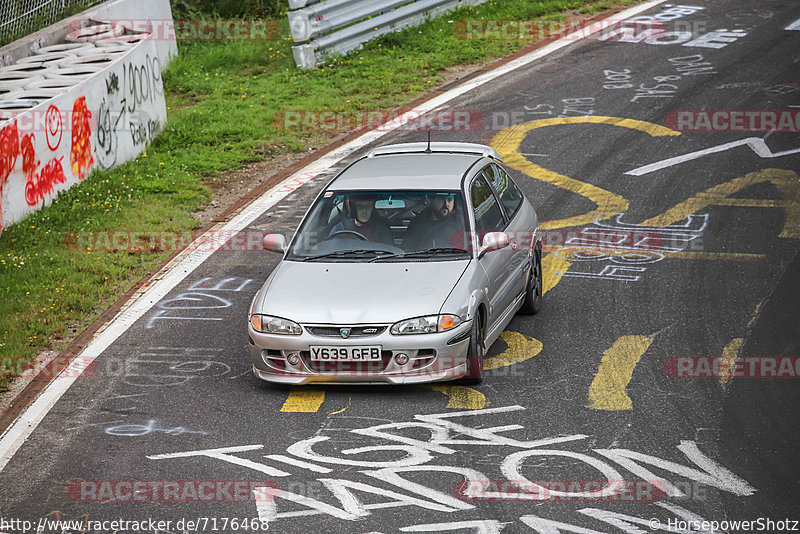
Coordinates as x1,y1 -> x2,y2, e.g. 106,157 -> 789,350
404,193 -> 462,251
329,193 -> 393,246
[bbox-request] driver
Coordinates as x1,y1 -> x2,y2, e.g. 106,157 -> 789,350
328,192 -> 393,246
404,193 -> 462,251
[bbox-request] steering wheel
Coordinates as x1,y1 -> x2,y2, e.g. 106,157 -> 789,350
328,230 -> 369,241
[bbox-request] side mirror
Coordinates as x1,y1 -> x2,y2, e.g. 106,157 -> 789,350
262,233 -> 287,253
478,232 -> 509,258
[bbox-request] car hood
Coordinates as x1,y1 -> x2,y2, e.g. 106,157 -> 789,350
257,260 -> 470,324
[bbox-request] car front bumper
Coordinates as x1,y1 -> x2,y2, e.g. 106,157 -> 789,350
248,320 -> 472,385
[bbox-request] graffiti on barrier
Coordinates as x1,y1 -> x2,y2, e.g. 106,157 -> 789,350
20,133 -> 38,181
95,98 -> 122,170
125,54 -> 163,113
130,114 -> 161,147
44,104 -> 63,151
1,35 -> 169,232
25,157 -> 67,206
105,72 -> 120,95
95,55 -> 165,166
70,96 -> 94,180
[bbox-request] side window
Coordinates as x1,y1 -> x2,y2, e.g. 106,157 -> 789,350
488,164 -> 524,220
327,194 -> 345,225
470,172 -> 505,235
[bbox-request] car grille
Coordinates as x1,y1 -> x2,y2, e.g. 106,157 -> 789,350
306,325 -> 387,338
300,351 -> 393,373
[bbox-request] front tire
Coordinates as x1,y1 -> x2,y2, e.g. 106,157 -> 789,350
458,315 -> 484,385
519,250 -> 543,315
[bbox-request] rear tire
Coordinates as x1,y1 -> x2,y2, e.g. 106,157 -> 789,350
519,250 -> 543,315
457,315 -> 484,385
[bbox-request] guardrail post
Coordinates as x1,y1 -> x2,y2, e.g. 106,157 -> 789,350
291,43 -> 318,69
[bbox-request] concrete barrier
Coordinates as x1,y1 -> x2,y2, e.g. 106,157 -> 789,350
0,0 -> 176,234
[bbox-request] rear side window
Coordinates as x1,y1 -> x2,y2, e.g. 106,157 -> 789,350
470,172 -> 505,235
488,164 -> 524,220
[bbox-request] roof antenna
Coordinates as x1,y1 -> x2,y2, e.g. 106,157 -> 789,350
425,130 -> 432,153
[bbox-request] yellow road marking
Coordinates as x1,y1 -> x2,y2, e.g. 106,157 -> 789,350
718,338 -> 744,391
747,302 -> 763,328
541,253 -> 572,295
328,397 -> 351,415
719,300 -> 764,390
280,388 -> 325,412
538,244 -> 764,295
491,116 -> 678,230
491,119 -> 789,300
429,384 -> 486,409
430,331 -> 542,409
642,168 -> 800,238
587,335 -> 654,411
545,246 -> 766,262
485,331 -> 543,370
664,251 -> 765,261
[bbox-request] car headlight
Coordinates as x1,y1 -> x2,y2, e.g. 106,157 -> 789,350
390,314 -> 463,335
251,314 -> 302,335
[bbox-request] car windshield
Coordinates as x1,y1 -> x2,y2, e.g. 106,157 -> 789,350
287,190 -> 470,261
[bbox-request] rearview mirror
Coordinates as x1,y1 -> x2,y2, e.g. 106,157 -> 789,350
478,232 -> 509,258
375,199 -> 405,209
262,233 -> 287,253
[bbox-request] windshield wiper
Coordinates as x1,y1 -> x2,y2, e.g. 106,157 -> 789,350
369,247 -> 470,262
302,249 -> 393,261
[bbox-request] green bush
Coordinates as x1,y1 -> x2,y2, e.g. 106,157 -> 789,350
170,0 -> 287,19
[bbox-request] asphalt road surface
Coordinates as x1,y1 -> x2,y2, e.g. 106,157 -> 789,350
1,0 -> 799,533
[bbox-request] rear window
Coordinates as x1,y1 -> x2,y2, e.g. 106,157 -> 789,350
470,172 -> 506,235
488,164 -> 524,220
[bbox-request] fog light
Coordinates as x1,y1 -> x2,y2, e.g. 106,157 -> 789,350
286,353 -> 300,366
395,353 -> 409,365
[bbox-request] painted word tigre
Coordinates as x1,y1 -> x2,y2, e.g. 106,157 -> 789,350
147,405 -> 755,532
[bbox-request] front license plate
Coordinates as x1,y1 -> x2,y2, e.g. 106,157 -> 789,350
309,346 -> 382,361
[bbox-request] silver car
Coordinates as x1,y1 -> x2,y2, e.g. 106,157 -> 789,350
248,142 -> 543,385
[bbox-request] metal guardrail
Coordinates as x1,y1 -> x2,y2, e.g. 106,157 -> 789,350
288,0 -> 321,9
288,0 -> 487,69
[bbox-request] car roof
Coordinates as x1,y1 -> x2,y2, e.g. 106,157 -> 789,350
330,152 -> 486,191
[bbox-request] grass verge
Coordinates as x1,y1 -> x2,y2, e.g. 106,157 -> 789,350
0,0 -> 641,391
